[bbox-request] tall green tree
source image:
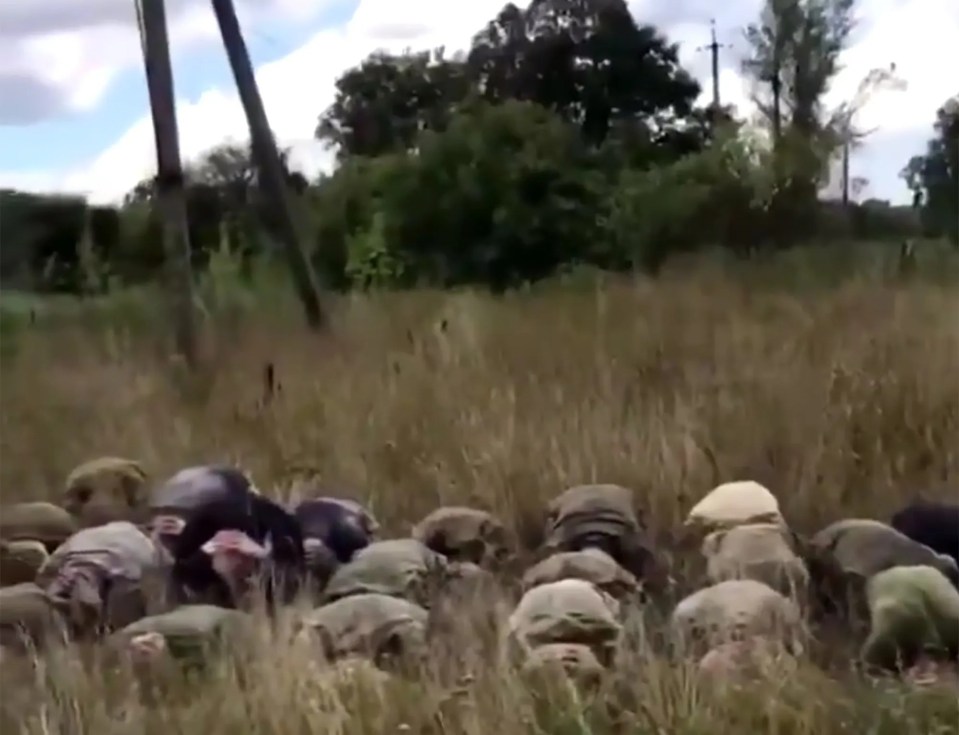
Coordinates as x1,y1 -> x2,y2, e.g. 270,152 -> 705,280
902,95 -> 959,244
126,143 -> 304,207
364,100 -> 608,289
743,0 -> 856,146
190,142 -> 305,203
468,0 -> 702,148
122,143 -> 308,275
741,0 -> 857,238
0,190 -> 120,293
315,48 -> 472,161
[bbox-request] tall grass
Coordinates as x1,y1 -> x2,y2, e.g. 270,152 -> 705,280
1,245 -> 957,733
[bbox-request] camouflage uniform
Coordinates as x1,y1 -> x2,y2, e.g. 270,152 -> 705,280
508,578 -> 623,668
701,523 -> 809,598
113,604 -> 251,667
544,484 -> 662,587
671,579 -> 803,654
63,457 -> 149,527
808,519 -> 959,619
685,480 -> 785,534
522,548 -> 640,601
861,565 -> 959,672
323,539 -> 449,608
412,506 -> 509,566
36,521 -> 166,636
811,519 -> 958,581
0,501 -> 76,551
298,593 -> 430,669
0,582 -> 66,652
0,540 -> 49,586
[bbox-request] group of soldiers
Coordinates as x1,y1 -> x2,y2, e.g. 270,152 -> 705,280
1,457 -> 958,692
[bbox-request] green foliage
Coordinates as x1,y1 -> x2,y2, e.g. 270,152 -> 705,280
743,0 -> 856,138
76,212 -> 108,295
372,100 -> 608,289
195,225 -> 260,337
0,190 -> 119,294
313,100 -> 611,290
902,96 -> 959,244
309,156 -> 405,290
319,0 -> 708,162
316,48 -> 473,161
468,0 -> 702,147
345,212 -> 408,289
604,134 -> 779,270
742,0 -> 859,236
113,201 -> 165,282
3,0 -> 943,297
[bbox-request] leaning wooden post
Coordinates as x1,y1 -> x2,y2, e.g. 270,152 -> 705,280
210,0 -> 326,330
138,0 -> 199,369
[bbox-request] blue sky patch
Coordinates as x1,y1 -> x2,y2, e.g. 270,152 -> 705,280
0,0 -> 358,174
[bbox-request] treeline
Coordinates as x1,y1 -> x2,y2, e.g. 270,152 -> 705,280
2,0 -> 955,295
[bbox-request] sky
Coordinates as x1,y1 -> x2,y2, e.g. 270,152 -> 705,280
0,0 -> 956,206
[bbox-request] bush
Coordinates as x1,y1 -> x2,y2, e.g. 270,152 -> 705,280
603,132 -> 777,271
309,157 -> 405,290
2,262 -> 958,734
1,101 -> 932,296
345,212 -> 410,289
373,100 -> 611,289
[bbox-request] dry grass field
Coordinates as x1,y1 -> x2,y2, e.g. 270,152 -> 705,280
1,253 -> 958,734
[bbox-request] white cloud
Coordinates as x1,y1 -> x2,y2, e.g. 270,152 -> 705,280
0,169 -> 67,195
830,0 -> 959,133
0,6 -> 206,124
667,0 -> 959,131
19,0 -> 515,204
5,0 -> 957,205
669,0 -> 958,201
0,0 -> 205,38
0,1 -> 339,124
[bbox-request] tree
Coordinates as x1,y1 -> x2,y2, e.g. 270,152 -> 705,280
0,190 -> 120,293
604,132 -> 779,270
827,65 -> 907,205
316,48 -> 472,161
190,142 -> 259,206
127,142 -> 304,206
466,4 -> 529,102
123,176 -> 224,272
188,142 -> 306,274
355,100 -> 609,289
902,95 -> 959,244
743,0 -> 856,146
741,0 -> 858,239
308,156 -> 404,289
468,0 -> 702,148
122,142 -> 308,277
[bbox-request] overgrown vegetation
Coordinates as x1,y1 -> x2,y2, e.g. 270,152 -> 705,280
2,248 -> 958,732
2,0 -> 954,296
1,0 -> 957,728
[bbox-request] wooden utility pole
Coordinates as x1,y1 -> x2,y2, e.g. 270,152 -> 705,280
697,20 -> 728,110
210,0 -> 325,330
770,68 -> 783,145
137,0 -> 199,369
840,142 -> 851,206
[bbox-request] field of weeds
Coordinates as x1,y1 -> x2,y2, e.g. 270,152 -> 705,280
1,250 -> 958,734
